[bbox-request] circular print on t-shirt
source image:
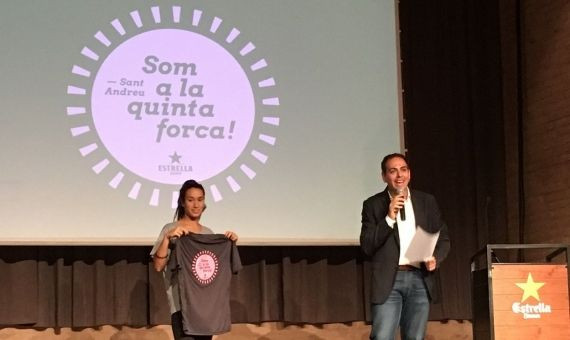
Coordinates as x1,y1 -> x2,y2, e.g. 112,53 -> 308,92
191,250 -> 219,286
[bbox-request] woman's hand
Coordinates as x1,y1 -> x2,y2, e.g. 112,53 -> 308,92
166,226 -> 189,240
224,231 -> 239,242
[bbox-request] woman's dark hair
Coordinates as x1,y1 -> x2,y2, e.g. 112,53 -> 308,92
174,179 -> 205,221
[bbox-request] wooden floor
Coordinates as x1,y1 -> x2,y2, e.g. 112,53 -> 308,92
0,320 -> 472,339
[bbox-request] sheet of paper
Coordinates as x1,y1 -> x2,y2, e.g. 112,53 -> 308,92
403,227 -> 440,264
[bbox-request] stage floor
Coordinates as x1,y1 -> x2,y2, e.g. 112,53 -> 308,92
0,320 -> 472,339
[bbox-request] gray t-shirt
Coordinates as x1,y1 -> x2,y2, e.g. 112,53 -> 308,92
174,233 -> 242,335
150,222 -> 214,314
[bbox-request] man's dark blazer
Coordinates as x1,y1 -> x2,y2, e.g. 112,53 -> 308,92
360,188 -> 451,304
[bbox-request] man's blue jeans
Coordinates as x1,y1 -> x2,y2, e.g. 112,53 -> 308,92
370,270 -> 430,340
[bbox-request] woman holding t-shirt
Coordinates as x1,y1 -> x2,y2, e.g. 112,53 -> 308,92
151,179 -> 238,340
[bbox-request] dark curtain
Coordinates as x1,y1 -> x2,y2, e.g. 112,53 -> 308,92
0,0 -> 508,328
0,246 -> 370,327
399,0 -> 506,319
0,247 -> 154,327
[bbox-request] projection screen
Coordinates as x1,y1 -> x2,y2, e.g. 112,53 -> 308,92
0,0 -> 403,245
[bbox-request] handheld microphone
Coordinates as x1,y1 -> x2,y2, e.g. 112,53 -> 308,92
397,188 -> 406,221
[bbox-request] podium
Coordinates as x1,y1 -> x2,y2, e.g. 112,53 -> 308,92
470,244 -> 570,340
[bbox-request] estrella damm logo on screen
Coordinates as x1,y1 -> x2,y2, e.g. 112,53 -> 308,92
511,273 -> 552,319
66,5 -> 280,206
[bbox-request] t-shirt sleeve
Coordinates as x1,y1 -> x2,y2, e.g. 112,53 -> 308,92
230,241 -> 243,274
150,223 -> 171,256
201,226 -> 214,234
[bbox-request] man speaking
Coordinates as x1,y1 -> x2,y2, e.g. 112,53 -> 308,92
360,153 -> 450,340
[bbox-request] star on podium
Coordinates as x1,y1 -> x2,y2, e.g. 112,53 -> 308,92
515,273 -> 545,302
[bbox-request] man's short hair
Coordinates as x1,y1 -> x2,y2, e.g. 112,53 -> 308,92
381,153 -> 409,174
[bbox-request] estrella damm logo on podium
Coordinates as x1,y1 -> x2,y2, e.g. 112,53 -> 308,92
511,273 -> 552,319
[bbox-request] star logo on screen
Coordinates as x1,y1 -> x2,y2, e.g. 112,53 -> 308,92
169,152 -> 182,164
515,273 -> 545,302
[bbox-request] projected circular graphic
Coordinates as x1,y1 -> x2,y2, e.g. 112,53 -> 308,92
91,29 -> 255,184
67,6 -> 280,206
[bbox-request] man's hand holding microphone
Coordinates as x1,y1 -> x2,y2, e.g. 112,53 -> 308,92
388,188 -> 407,221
